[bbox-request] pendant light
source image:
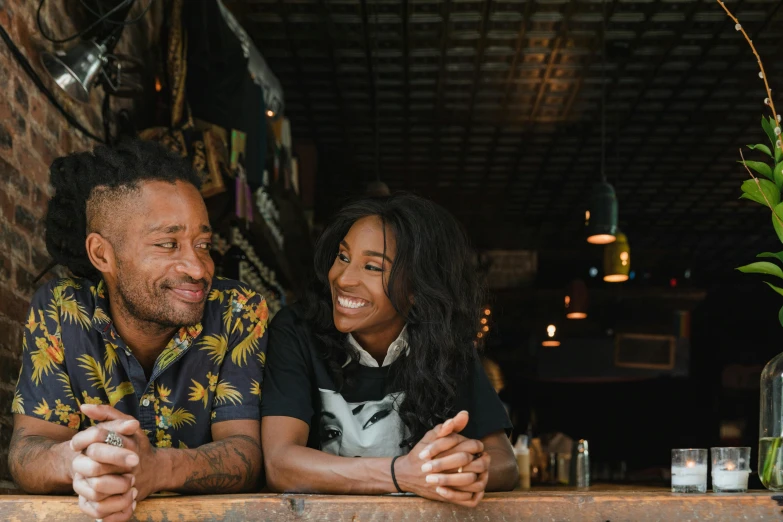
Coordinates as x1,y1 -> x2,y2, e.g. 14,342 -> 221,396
586,0 -> 618,245
542,324 -> 561,347
603,230 -> 631,282
565,279 -> 588,319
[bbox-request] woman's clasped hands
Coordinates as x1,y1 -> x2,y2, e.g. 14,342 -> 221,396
395,411 -> 491,507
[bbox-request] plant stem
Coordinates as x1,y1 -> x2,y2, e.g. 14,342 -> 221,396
763,436 -> 781,486
716,1 -> 779,132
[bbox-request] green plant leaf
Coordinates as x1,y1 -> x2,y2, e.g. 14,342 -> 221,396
774,203 -> 783,244
737,261 -> 783,279
758,251 -> 783,265
779,305 -> 783,329
741,178 -> 780,207
773,162 -> 783,190
763,116 -> 777,148
764,116 -> 783,163
742,160 -> 774,180
766,282 -> 783,297
749,143 -> 773,157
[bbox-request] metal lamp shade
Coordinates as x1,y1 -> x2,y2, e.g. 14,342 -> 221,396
565,279 -> 588,319
585,181 -> 618,244
603,231 -> 630,283
41,40 -> 107,103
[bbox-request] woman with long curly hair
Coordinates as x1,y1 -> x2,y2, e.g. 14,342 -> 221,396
261,193 -> 518,507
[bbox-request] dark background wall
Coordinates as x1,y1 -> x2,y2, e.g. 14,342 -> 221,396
491,275 -> 780,483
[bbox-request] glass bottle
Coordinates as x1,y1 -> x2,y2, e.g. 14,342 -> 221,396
759,351 -> 783,490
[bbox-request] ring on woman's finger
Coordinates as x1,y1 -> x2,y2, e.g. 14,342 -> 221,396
458,467 -> 463,473
104,431 -> 123,448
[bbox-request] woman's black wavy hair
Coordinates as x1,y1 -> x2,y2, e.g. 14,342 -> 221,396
304,193 -> 485,447
45,139 -> 201,281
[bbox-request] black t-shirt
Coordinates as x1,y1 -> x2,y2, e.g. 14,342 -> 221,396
261,305 -> 512,457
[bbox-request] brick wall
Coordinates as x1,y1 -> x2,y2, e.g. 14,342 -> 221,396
0,0 -> 160,485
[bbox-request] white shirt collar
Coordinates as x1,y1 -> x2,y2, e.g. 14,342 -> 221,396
344,326 -> 409,368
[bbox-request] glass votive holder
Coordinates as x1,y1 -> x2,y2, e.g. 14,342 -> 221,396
711,447 -> 751,493
671,449 -> 708,493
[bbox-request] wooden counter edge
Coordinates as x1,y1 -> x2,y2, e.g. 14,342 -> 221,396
1,490 -> 781,521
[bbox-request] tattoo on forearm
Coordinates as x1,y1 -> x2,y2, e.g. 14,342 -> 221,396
9,427 -> 60,489
182,435 -> 261,494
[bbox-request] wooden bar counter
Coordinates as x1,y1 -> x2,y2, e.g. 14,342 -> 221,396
1,486 -> 782,521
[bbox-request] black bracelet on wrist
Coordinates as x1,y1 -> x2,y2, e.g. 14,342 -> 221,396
391,455 -> 404,493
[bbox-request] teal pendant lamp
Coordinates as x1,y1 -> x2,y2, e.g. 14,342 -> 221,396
586,0 -> 618,245
585,182 -> 618,244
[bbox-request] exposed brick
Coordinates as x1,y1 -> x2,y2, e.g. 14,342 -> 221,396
0,353 -> 20,389
45,109 -> 62,142
11,12 -> 32,63
14,266 -> 36,298
0,430 -> 11,472
13,80 -> 27,112
28,93 -> 47,129
1,221 -> 30,265
0,389 -> 12,423
0,254 -> 10,283
0,187 -> 12,222
13,205 -> 38,235
0,11 -> 8,44
0,449 -> 9,483
13,113 -> 25,139
0,290 -> 28,324
0,123 -> 12,150
13,147 -> 48,187
59,130 -> 72,154
0,62 -> 7,92
0,156 -> 29,197
0,425 -> 12,464
29,128 -> 57,168
31,247 -> 51,273
0,318 -> 21,355
0,98 -> 10,123
32,185 -> 48,209
0,425 -> 12,483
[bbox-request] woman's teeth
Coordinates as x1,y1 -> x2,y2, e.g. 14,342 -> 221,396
338,296 -> 368,309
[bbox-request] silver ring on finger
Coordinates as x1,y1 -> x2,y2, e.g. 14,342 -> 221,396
104,430 -> 123,448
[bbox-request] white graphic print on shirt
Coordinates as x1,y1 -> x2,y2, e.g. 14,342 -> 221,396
318,389 -> 408,457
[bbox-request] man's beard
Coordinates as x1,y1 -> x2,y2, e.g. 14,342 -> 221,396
115,273 -> 207,329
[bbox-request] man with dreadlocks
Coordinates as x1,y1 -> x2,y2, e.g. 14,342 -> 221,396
9,140 -> 267,521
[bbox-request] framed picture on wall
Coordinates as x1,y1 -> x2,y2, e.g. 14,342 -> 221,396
614,333 -> 676,370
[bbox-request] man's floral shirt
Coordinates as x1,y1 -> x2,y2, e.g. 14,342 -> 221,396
13,276 -> 268,448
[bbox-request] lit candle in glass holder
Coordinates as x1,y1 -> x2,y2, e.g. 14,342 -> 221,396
711,447 -> 751,493
671,449 -> 708,493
